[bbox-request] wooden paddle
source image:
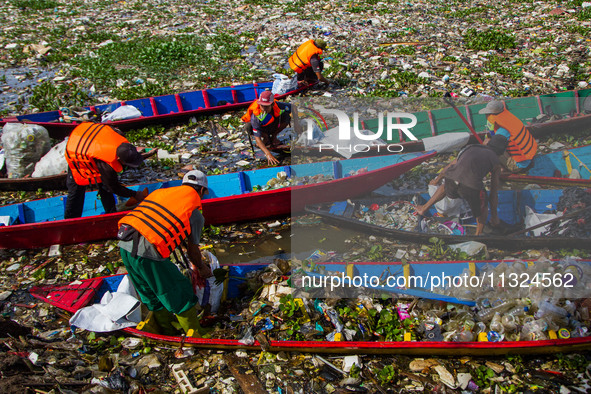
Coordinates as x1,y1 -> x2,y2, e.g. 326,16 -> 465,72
506,204 -> 591,237
443,92 -> 484,144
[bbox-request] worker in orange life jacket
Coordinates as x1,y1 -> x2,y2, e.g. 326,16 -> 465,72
64,122 -> 158,219
288,38 -> 330,87
241,90 -> 295,165
117,170 -> 211,337
479,100 -> 538,173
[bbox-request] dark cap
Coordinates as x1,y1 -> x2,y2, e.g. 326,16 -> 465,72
116,143 -> 144,168
487,134 -> 508,156
257,90 -> 274,106
314,39 -> 327,50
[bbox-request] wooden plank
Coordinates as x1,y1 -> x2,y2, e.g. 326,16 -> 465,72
223,354 -> 267,394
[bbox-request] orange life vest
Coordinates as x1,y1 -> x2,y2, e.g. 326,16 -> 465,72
241,101 -> 281,126
65,122 -> 128,186
288,40 -> 323,73
488,109 -> 537,162
118,185 -> 202,259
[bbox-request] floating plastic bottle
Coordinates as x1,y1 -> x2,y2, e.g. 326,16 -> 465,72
476,300 -> 515,322
521,319 -> 548,341
501,314 -> 517,331
535,300 -> 569,326
490,312 -> 505,334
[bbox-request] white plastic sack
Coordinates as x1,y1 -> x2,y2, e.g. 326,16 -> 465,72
422,132 -> 471,153
271,73 -> 297,95
1,123 -> 51,178
195,251 -> 223,313
428,183 -> 470,217
101,105 -> 142,122
524,205 -> 562,236
32,138 -> 69,178
449,241 -> 488,257
69,275 -> 141,332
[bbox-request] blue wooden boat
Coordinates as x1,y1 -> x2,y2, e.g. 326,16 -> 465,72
501,144 -> 591,187
0,151 -> 434,249
306,188 -> 591,250
30,258 -> 591,355
0,81 -> 312,140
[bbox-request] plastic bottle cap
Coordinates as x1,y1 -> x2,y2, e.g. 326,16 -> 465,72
487,331 -> 503,342
558,328 -> 571,339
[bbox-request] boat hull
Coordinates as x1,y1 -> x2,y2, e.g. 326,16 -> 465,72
0,82 -> 312,138
30,259 -> 591,356
306,189 -> 591,250
0,152 -> 434,249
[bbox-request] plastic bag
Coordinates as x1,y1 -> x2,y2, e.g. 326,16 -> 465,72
1,123 -> 51,178
271,73 -> 297,95
32,138 -> 68,178
428,184 -> 470,217
101,105 -> 142,122
524,205 -> 561,236
195,251 -> 223,313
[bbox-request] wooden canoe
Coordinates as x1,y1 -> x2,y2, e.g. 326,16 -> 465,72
0,151 -> 434,249
0,81 -> 313,139
0,81 -> 313,191
0,173 -> 67,191
30,259 -> 591,355
305,189 -> 591,250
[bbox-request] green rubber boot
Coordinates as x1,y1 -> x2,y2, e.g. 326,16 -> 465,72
136,311 -> 161,334
153,308 -> 181,336
175,307 -> 210,337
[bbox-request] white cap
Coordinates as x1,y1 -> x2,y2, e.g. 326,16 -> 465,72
478,100 -> 505,115
182,170 -> 208,191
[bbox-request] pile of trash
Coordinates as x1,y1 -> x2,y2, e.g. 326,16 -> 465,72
352,200 -> 467,235
229,258 -> 591,345
545,187 -> 591,238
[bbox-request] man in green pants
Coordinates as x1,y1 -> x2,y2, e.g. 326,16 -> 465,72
117,170 -> 211,336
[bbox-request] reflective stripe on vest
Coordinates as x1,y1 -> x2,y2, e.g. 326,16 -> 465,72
241,101 -> 281,126
118,185 -> 202,259
489,109 -> 537,162
65,122 -> 128,186
288,40 -> 323,73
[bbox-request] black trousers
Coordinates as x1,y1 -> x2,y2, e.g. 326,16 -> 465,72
296,60 -> 324,82
64,169 -> 116,219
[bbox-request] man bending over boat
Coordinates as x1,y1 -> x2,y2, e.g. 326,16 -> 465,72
289,38 -> 331,87
242,90 -> 294,165
117,170 -> 211,337
416,135 -> 508,236
64,122 -> 157,219
479,100 -> 537,173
